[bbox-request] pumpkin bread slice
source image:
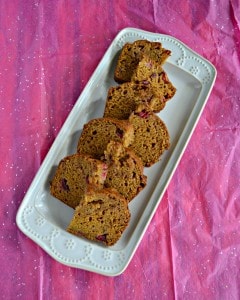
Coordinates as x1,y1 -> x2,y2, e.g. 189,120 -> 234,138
77,117 -> 134,159
114,39 -> 171,83
67,187 -> 130,246
128,104 -> 170,167
50,153 -> 107,208
103,140 -> 147,202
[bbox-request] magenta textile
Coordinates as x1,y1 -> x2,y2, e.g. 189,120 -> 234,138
1,0 -> 240,299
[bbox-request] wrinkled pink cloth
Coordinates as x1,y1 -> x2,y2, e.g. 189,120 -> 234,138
1,0 -> 240,299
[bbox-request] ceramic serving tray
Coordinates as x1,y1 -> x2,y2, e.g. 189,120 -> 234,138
16,27 -> 217,276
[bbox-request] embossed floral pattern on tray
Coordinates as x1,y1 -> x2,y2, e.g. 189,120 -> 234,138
16,28 -> 217,276
20,204 -> 127,273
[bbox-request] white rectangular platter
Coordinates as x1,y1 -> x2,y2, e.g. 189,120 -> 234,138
16,28 -> 217,276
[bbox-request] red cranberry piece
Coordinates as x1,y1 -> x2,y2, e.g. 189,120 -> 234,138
61,178 -> 70,191
96,234 -> 107,242
76,231 -> 86,238
101,164 -> 108,181
137,109 -> 149,119
145,61 -> 152,68
164,94 -> 171,100
145,95 -> 153,103
116,128 -> 123,138
150,73 -> 157,79
161,72 -> 169,83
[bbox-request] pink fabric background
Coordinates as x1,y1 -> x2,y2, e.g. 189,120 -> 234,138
1,0 -> 240,299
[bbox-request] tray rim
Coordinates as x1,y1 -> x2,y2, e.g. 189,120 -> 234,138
16,27 -> 217,276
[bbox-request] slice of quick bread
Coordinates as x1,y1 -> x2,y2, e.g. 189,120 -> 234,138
67,187 -> 130,246
131,55 -> 176,104
128,104 -> 170,167
77,117 -> 134,159
50,153 -> 108,208
114,40 -> 171,83
103,82 -> 165,119
103,140 -> 147,202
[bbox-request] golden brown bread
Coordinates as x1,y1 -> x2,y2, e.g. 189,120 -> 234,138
131,55 -> 176,104
50,153 -> 108,208
103,140 -> 147,202
67,187 -> 130,246
114,39 -> 171,83
77,117 -> 134,159
103,82 -> 163,119
128,104 -> 170,167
